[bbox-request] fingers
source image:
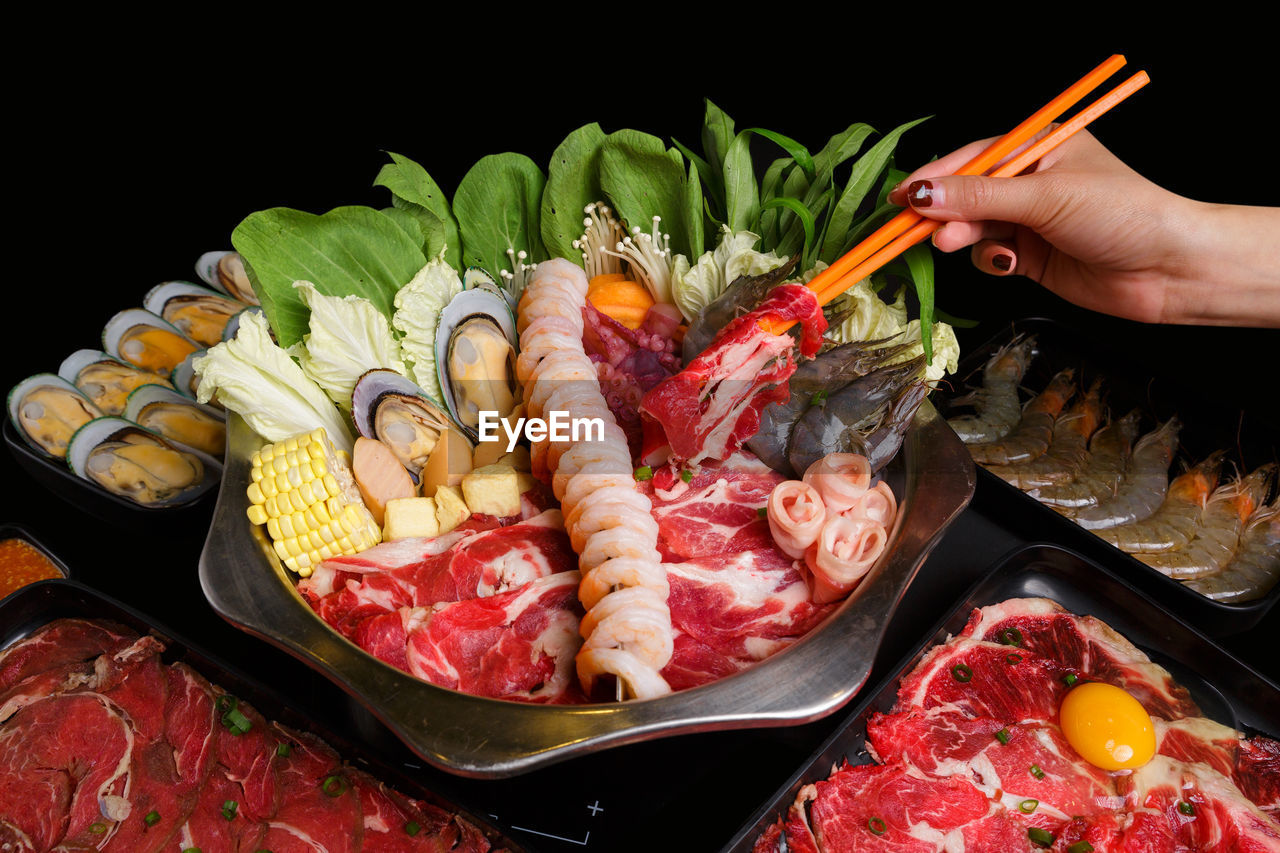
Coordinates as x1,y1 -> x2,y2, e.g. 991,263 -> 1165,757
900,172 -> 1066,234
970,240 -> 1018,276
888,136 -> 1000,206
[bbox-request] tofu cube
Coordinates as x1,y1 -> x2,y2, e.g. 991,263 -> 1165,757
461,464 -> 521,518
434,484 -> 471,534
382,497 -> 439,541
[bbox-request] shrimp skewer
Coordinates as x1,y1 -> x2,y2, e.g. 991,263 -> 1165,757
1094,451 -> 1226,554
968,368 -> 1076,466
947,334 -> 1037,444
986,378 -> 1104,490
1032,409 -> 1142,514
517,258 -> 673,701
1074,418 -> 1181,530
1185,499 -> 1280,602
1138,464 -> 1275,579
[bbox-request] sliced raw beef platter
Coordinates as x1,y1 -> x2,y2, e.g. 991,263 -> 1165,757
0,617 -> 507,852
753,598 -> 1280,853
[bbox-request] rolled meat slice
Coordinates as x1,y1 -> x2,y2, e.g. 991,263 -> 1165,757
805,515 -> 888,604
767,480 -> 827,559
841,480 -> 898,527
802,453 -> 872,514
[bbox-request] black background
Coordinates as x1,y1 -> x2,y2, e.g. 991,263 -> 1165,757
5,21 -> 1278,852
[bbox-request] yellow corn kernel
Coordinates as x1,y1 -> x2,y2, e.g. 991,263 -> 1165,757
246,504 -> 268,526
246,482 -> 265,506
267,516 -> 283,541
259,475 -> 279,499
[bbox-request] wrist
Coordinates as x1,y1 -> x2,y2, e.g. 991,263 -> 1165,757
1159,199 -> 1280,327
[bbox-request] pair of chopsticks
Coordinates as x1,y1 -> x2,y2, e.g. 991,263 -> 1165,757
763,54 -> 1149,335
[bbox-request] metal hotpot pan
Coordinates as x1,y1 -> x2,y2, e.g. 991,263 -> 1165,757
199,402 -> 975,778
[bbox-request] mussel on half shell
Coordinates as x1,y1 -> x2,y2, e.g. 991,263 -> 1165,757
7,374 -> 104,460
66,417 -> 221,507
352,369 -> 467,480
435,289 -> 519,441
59,349 -> 175,417
195,250 -> 259,306
143,281 -> 247,347
103,308 -> 201,380
124,384 -> 227,458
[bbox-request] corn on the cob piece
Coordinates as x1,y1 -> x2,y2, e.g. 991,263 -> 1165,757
245,427 -> 381,577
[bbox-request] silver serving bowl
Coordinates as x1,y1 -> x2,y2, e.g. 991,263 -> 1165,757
199,401 -> 974,778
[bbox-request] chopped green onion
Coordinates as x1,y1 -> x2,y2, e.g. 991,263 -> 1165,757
1018,799 -> 1039,813
1067,843 -> 1095,853
757,506 -> 768,518
994,728 -> 1010,745
633,466 -> 653,481
276,742 -> 292,757
1178,801 -> 1195,816
183,848 -> 203,853
867,817 -> 887,836
405,821 -> 422,837
90,823 -> 108,834
680,469 -> 693,483
144,810 -> 160,827
322,775 -> 349,798
222,799 -> 238,820
1063,673 -> 1078,686
1006,653 -> 1022,665
223,707 -> 252,735
1028,826 -> 1054,847
998,627 -> 1023,647
1030,764 -> 1046,779
810,390 -> 828,406
951,663 -> 973,683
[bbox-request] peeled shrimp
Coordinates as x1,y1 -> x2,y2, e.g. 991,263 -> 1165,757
968,368 -> 1076,466
576,647 -> 672,700
947,334 -> 1036,444
1074,418 -> 1181,530
986,379 -> 1104,490
578,585 -> 674,669
1185,499 -> 1280,602
1095,451 -> 1226,554
1032,409 -> 1142,514
1138,464 -> 1275,579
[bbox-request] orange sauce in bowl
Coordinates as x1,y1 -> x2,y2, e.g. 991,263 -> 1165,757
0,538 -> 65,597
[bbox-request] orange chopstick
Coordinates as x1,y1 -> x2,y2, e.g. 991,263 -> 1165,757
796,54 -> 1129,306
808,69 -> 1151,310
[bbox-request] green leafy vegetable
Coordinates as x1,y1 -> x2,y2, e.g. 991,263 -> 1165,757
291,281 -> 406,409
452,152 -> 547,281
232,206 -> 427,349
192,312 -> 354,453
392,254 -> 464,403
540,123 -> 608,264
599,129 -> 700,259
374,152 -> 461,269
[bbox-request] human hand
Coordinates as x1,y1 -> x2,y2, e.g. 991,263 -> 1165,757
887,130 -> 1280,327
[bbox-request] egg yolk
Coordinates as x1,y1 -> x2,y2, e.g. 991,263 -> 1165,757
1060,682 -> 1156,771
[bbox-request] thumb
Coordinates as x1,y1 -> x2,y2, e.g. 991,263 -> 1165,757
904,174 -> 1063,231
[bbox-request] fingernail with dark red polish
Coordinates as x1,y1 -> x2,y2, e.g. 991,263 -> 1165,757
992,253 -> 1013,272
907,180 -> 933,207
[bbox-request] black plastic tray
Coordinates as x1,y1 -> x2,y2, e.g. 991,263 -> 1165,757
722,543 -> 1280,853
0,577 -> 524,852
4,414 -> 217,528
936,317 -> 1280,635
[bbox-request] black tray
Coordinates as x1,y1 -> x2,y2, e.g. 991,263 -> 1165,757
722,543 -> 1280,853
0,577 -> 524,852
937,316 -> 1280,635
4,414 -> 217,529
